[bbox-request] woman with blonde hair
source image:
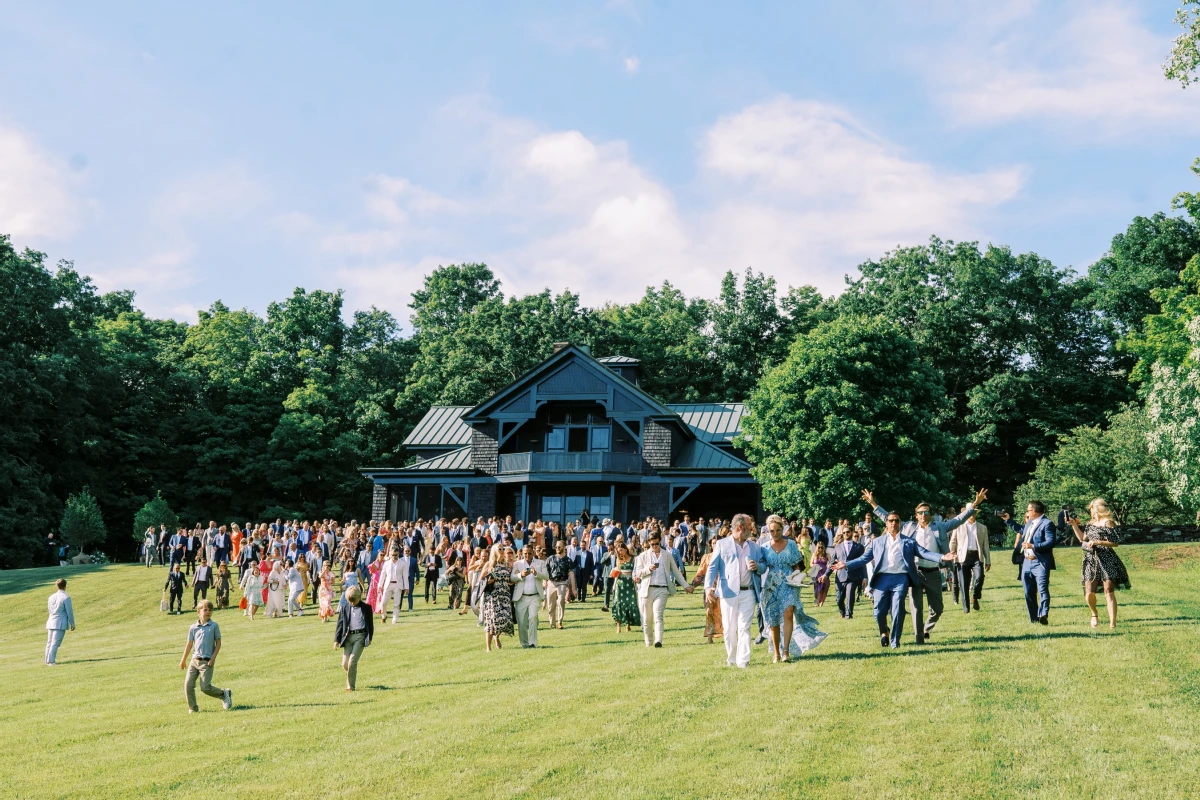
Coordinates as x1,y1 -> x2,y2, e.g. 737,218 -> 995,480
480,546 -> 515,651
1066,498 -> 1130,629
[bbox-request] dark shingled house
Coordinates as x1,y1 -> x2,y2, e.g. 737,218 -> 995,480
362,344 -> 762,525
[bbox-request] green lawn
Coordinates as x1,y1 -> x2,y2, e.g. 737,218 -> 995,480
1,544 -> 1198,799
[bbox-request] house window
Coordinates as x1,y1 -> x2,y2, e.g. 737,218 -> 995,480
590,426 -> 611,451
546,427 -> 566,451
565,495 -> 586,517
568,427 -> 589,452
542,496 -> 562,517
589,496 -> 612,517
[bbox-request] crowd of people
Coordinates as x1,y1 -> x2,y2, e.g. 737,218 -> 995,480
115,489 -> 1136,708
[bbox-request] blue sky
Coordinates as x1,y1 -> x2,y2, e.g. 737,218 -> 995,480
1,1 -> 1196,323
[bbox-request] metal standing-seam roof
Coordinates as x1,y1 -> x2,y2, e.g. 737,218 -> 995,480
403,406 -> 474,448
667,403 -> 746,444
398,445 -> 474,472
667,438 -> 753,471
596,354 -> 641,365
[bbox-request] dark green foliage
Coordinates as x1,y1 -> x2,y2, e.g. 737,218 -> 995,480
61,488 -> 106,554
132,492 -> 180,541
740,316 -> 954,519
1014,404 -> 1186,525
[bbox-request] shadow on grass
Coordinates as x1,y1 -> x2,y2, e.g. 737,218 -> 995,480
68,652 -> 175,664
400,676 -> 514,689
0,565 -> 107,597
236,701 -> 366,710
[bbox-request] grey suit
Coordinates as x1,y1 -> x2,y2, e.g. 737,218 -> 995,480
45,589 -> 75,664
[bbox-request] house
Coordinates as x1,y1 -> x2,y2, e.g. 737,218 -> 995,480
361,344 -> 762,526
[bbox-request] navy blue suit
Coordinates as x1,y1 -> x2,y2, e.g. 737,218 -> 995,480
841,534 -> 945,648
573,551 -> 594,600
1006,517 -> 1055,621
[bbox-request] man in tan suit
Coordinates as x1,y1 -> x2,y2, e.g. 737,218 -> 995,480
634,533 -> 692,647
948,507 -> 991,613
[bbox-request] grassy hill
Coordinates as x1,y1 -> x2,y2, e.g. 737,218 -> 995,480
2,544 -> 1198,799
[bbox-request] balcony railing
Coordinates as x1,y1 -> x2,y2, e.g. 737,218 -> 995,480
498,451 -> 645,475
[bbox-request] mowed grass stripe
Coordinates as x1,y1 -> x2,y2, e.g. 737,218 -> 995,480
0,544 -> 1197,799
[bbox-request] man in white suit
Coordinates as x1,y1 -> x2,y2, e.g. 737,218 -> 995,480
704,513 -> 766,668
378,549 -> 406,623
511,544 -> 548,648
634,532 -> 693,648
45,578 -> 75,665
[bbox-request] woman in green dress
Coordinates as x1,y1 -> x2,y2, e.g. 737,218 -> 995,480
611,544 -> 641,632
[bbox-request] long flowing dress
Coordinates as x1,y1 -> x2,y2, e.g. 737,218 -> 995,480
692,552 -> 723,638
812,555 -> 831,605
482,565 -> 515,636
1081,524 -> 1131,590
366,560 -> 382,613
760,540 -> 802,627
318,571 -> 334,620
611,559 -> 641,627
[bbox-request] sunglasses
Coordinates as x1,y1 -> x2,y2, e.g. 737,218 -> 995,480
886,518 -> 901,523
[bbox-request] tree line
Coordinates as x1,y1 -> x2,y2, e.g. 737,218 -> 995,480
3,181 -> 1199,565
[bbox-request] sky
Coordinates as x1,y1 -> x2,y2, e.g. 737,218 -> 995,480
1,1 -> 1197,325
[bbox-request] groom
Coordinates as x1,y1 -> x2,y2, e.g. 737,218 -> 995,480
832,490 -> 971,649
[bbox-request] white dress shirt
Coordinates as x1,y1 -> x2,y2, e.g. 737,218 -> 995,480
736,540 -> 752,588
879,534 -> 906,574
960,522 -> 979,552
513,559 -> 539,596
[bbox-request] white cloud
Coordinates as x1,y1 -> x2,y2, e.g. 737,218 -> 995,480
0,125 -> 77,240
929,1 -> 1200,132
325,95 -> 1023,314
623,56 -> 640,75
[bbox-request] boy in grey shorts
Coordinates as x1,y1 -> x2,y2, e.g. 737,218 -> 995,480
179,599 -> 233,712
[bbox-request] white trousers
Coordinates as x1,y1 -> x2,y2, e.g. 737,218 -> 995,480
288,588 -> 305,615
46,629 -> 66,664
640,586 -> 668,645
380,585 -> 403,621
721,590 -> 757,668
515,594 -> 540,646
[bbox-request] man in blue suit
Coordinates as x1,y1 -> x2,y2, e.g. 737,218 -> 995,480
573,544 -> 595,602
1002,502 -> 1056,625
833,498 -> 959,649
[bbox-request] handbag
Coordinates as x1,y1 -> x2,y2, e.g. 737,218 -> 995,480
160,591 -> 170,613
785,570 -> 805,588
239,595 -> 249,610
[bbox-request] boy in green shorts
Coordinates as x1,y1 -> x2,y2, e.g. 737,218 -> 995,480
179,599 -> 233,712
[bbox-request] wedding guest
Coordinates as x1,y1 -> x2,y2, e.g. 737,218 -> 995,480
759,516 -> 803,662
378,550 -> 405,623
285,559 -> 306,616
948,507 -> 992,613
424,548 -> 443,604
811,542 -> 831,607
214,564 -> 231,609
633,533 -> 692,648
1001,502 -> 1056,625
691,534 -> 724,644
546,540 -> 573,629
511,544 -> 547,648
192,558 -> 213,608
833,496 -> 957,649
333,585 -> 373,691
318,563 -> 335,622
240,561 -> 264,620
179,600 -> 232,712
265,561 -> 287,618
834,529 -> 865,619
45,578 -> 75,666
481,547 -> 515,651
1068,498 -> 1130,629
165,563 -> 188,615
610,544 -> 641,633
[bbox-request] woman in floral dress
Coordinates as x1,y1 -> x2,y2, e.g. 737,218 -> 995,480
760,515 -> 826,662
1067,498 -> 1131,629
365,551 -> 384,613
318,563 -> 335,622
610,544 -> 641,632
481,547 -> 515,651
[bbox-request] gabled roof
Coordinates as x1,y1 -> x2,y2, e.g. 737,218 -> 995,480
665,439 -> 753,471
404,406 -> 473,448
463,344 -> 686,432
668,403 -> 745,444
396,446 -> 474,472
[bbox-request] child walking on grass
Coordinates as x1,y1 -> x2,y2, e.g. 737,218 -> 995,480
179,599 -> 233,713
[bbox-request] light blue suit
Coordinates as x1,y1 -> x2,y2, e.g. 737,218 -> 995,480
704,537 -> 766,602
840,534 -> 945,648
45,589 -> 74,664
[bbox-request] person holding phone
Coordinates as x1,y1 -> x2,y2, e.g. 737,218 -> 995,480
634,532 -> 692,648
510,544 -> 547,648
1067,498 -> 1130,629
